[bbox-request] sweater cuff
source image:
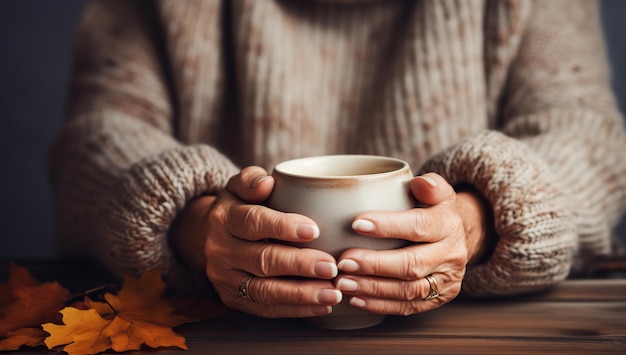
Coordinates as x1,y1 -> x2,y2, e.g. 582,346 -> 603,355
419,131 -> 577,296
94,144 -> 239,291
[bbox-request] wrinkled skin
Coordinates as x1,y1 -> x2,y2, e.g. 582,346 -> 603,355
171,166 -> 489,318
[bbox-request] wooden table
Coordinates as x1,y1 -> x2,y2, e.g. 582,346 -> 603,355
2,260 -> 625,354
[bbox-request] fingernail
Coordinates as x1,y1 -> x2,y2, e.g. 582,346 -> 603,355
352,219 -> 375,232
337,259 -> 359,273
349,297 -> 367,308
314,261 -> 338,278
336,278 -> 358,292
419,176 -> 437,187
251,175 -> 271,188
296,224 -> 320,239
312,305 -> 333,315
317,289 -> 343,304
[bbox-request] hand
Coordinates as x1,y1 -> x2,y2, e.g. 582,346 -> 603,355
171,167 -> 342,318
334,173 -> 491,316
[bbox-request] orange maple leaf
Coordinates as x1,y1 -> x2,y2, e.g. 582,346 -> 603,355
0,264 -> 71,337
43,269 -> 225,355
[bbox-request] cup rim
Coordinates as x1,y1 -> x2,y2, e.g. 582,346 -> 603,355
272,154 -> 411,180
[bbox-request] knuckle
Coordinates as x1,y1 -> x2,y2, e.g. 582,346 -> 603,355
273,214 -> 290,239
292,286 -> 310,304
399,281 -> 420,301
410,213 -> 428,238
257,244 -> 273,277
362,278 -> 382,297
243,205 -> 264,237
252,278 -> 270,303
403,252 -> 422,280
449,242 -> 469,267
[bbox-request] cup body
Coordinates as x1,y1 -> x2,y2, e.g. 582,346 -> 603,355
267,155 -> 415,330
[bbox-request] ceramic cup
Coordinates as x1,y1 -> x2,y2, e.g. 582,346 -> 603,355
267,155 -> 415,330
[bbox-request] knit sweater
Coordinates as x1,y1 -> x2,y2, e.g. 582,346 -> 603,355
49,0 -> 626,297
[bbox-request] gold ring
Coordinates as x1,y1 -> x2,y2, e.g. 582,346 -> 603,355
422,274 -> 440,301
238,274 -> 255,301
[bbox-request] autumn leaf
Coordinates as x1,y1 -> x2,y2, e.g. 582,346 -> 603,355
0,327 -> 49,351
44,307 -> 115,355
43,269 -> 225,355
0,264 -> 71,337
0,263 -> 38,307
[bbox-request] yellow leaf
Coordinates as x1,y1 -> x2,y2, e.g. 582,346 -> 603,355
43,308 -> 111,355
43,268 -> 224,354
103,315 -> 188,352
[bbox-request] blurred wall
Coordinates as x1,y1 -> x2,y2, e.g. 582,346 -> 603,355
0,0 -> 625,258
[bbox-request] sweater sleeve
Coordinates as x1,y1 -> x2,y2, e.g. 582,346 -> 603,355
419,0 -> 626,296
48,0 -> 239,289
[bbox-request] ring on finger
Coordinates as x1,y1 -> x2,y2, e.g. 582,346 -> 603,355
239,274 -> 256,302
422,274 -> 440,301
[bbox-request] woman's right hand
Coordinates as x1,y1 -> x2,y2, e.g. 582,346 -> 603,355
172,166 -> 342,318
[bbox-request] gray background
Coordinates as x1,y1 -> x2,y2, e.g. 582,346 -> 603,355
0,0 -> 625,258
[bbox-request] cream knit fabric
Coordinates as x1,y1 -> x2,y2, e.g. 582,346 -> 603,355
49,0 -> 626,296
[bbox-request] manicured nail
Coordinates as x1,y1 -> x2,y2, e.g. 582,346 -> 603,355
352,219 -> 375,232
418,176 -> 437,187
312,305 -> 333,315
314,261 -> 338,278
317,289 -> 343,304
251,175 -> 271,188
296,224 -> 320,239
349,297 -> 367,308
336,278 -> 358,292
337,259 -> 359,273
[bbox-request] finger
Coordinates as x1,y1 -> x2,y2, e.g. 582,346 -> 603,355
227,166 -> 275,203
335,275 -> 430,300
226,239 -> 338,279
344,294 -> 444,316
337,243 -> 466,280
244,275 -> 342,306
217,272 -> 338,319
338,274 -> 460,316
410,173 -> 455,206
221,199 -> 320,242
336,273 -> 460,303
351,205 -> 463,243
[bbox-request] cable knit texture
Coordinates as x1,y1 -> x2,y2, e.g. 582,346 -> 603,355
49,0 -> 626,296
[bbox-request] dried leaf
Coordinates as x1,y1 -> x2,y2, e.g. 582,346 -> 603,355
0,327 -> 48,351
43,269 -> 222,355
0,263 -> 38,308
0,265 -> 71,337
44,308 -> 112,355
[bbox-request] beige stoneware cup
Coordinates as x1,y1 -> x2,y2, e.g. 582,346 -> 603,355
267,155 -> 415,330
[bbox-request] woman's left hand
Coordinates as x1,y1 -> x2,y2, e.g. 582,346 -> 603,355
335,172 -> 490,316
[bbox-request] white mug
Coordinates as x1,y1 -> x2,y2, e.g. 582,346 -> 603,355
267,155 -> 415,330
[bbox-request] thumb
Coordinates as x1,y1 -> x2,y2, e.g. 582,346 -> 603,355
226,166 -> 275,203
410,172 -> 455,206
